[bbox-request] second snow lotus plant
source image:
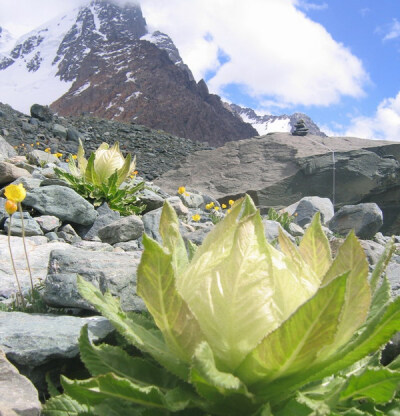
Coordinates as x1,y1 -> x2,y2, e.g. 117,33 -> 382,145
43,195 -> 400,415
55,140 -> 145,215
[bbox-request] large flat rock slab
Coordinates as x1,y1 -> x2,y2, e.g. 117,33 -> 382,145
155,133 -> 400,233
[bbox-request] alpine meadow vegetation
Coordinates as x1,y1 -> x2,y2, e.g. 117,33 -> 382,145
42,195 -> 400,415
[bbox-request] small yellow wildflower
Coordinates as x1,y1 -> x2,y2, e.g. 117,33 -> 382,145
229,200 -> 235,206
184,192 -> 190,196
30,143 -> 34,147
65,158 -> 70,163
222,204 -> 227,209
192,214 -> 201,222
14,145 -> 18,149
227,209 -> 231,214
36,142 -> 40,146
72,154 -> 77,160
54,152 -> 63,158
178,186 -> 186,195
214,206 -> 220,211
205,202 -> 214,210
4,183 -> 27,203
21,143 -> 25,147
44,148 -> 51,153
5,200 -> 17,215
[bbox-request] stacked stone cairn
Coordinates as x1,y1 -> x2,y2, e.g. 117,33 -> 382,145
292,118 -> 309,136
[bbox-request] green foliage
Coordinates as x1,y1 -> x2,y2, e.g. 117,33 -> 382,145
43,196 -> 400,415
55,140 -> 146,216
266,207 -> 294,231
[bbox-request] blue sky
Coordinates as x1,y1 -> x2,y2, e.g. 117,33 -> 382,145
0,0 -> 399,140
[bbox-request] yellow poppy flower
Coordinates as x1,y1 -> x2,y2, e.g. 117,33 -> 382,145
5,200 -> 17,215
44,148 -> 51,153
229,200 -> 235,206
214,206 -> 220,211
205,202 -> 214,210
4,183 -> 27,203
72,154 -> 78,160
222,204 -> 227,209
178,186 -> 186,195
192,214 -> 201,222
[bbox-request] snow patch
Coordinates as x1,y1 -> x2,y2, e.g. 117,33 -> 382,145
124,91 -> 141,102
72,81 -> 91,96
126,71 -> 136,82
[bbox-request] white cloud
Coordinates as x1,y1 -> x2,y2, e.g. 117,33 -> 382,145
296,1 -> 328,11
383,19 -> 400,41
140,0 -> 368,107
345,92 -> 400,141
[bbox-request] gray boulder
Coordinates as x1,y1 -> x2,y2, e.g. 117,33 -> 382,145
154,133 -> 400,233
0,235 -> 70,296
53,123 -> 67,139
328,203 -> 383,239
30,104 -> 53,122
75,202 -> 121,241
140,188 -> 165,212
142,208 -> 162,243
0,135 -> 17,159
23,185 -> 98,225
0,349 -> 41,416
35,215 -> 61,233
0,161 -> 31,185
44,248 -> 145,311
98,215 -> 144,244
263,219 -> 294,243
26,149 -> 59,166
4,212 -> 43,237
286,196 -> 334,226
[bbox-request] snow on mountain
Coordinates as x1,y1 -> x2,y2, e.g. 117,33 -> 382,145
228,103 -> 327,137
0,0 -> 147,114
0,27 -> 16,54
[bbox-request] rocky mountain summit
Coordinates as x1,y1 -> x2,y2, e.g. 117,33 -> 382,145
0,0 -> 257,147
227,103 -> 326,137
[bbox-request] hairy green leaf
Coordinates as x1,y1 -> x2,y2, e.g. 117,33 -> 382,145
159,201 -> 188,274
320,232 -> 370,357
79,325 -> 178,388
340,367 -> 400,404
298,213 -> 331,282
137,234 -> 204,362
77,276 -> 189,380
85,153 -> 101,186
42,393 -> 92,415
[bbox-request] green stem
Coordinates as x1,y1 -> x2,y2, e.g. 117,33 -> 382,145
7,215 -> 26,309
19,203 -> 34,292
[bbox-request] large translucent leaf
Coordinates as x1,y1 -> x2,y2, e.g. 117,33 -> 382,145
116,153 -> 134,187
256,295 -> 400,402
137,234 -> 204,362
77,276 -> 189,380
85,152 -> 101,186
190,342 -> 258,416
79,325 -> 178,388
298,213 -> 332,283
94,142 -> 124,184
159,201 -> 188,274
340,367 -> 400,404
77,139 -> 88,173
62,374 -> 172,410
42,393 -> 91,415
177,196 -> 318,371
319,232 -> 371,357
237,273 -> 348,387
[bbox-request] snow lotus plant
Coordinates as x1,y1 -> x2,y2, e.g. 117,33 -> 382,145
55,140 -> 145,215
43,196 -> 400,415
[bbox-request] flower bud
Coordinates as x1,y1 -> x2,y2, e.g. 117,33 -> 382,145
5,200 -> 17,215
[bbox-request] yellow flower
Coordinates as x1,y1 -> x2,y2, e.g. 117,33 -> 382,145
21,143 -> 25,147
214,206 -> 220,211
205,202 -> 214,210
222,204 -> 227,209
4,183 -> 27,203
72,154 -> 78,160
228,200 -> 235,206
192,214 -> 201,222
30,143 -> 34,147
54,152 -> 63,158
5,200 -> 17,215
178,186 -> 186,195
227,209 -> 231,214
36,142 -> 40,146
184,192 -> 190,196
65,158 -> 70,163
44,148 -> 51,153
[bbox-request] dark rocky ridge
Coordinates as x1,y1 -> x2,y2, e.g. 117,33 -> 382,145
51,38 -> 257,146
0,102 -> 210,181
